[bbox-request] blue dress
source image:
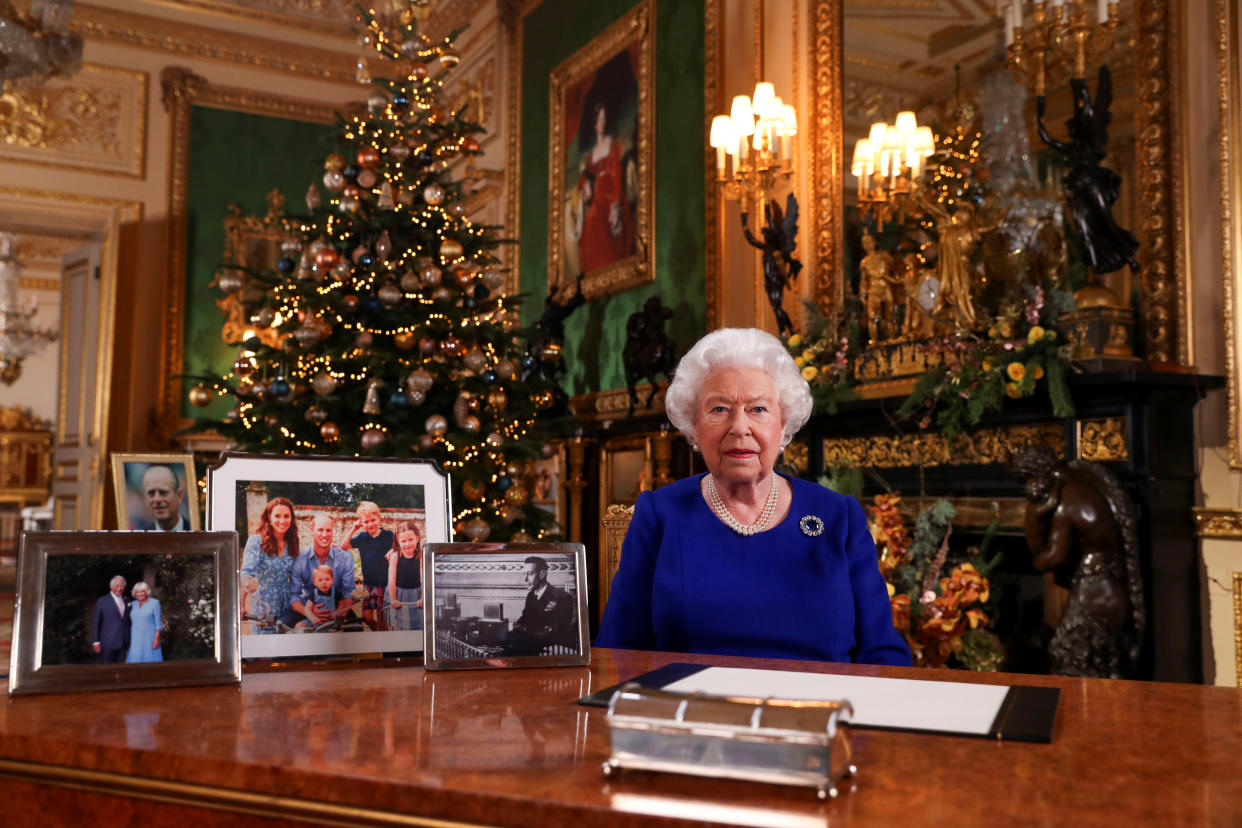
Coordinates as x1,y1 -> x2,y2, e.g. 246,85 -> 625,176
596,473 -> 912,666
240,534 -> 295,632
126,598 -> 163,663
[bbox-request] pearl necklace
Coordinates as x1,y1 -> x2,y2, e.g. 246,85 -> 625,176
706,474 -> 780,536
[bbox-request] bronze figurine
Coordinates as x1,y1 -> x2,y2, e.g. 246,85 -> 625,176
741,193 -> 802,337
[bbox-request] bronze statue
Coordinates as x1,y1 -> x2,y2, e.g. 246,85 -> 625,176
1011,445 -> 1145,678
621,296 -> 676,413
741,193 -> 802,337
1036,65 -> 1140,277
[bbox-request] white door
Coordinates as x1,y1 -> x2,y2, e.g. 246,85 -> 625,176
50,243 -> 106,529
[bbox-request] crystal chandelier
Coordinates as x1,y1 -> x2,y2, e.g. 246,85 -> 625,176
0,0 -> 83,93
0,233 -> 57,385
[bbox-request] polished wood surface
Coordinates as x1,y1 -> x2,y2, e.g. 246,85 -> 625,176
1,649 -> 1241,826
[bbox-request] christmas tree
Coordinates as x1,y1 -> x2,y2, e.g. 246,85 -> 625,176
185,5 -> 568,542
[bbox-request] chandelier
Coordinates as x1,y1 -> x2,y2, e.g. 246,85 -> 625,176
0,0 -> 83,93
850,111 -> 935,223
709,81 -> 797,203
998,0 -> 1120,95
0,233 -> 57,385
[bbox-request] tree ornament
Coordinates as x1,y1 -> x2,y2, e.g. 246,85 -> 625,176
439,48 -> 460,67
511,531 -> 533,543
397,186 -> 416,206
408,389 -> 426,406
394,330 -> 417,350
269,376 -> 292,400
355,330 -> 374,349
417,433 -> 435,451
407,368 -> 434,392
418,336 -> 438,355
504,484 -> 529,507
378,282 -> 402,307
485,432 -> 503,447
389,387 -> 411,409
460,479 -> 485,502
306,183 -> 322,210
311,371 -> 337,395
367,91 -> 389,113
495,475 -> 512,492
449,201 -> 467,218
305,405 -> 328,424
463,137 -> 480,153
425,414 -> 448,437
362,379 -> 383,415
480,369 -> 498,384
253,307 -> 277,327
188,384 -> 213,407
216,271 -> 243,293
378,181 -> 394,210
453,267 -> 475,291
440,335 -> 462,357
498,505 -> 519,525
495,359 -> 517,381
323,170 -> 346,192
414,150 -> 434,168
439,238 -> 463,262
376,230 -> 393,261
233,355 -> 255,377
480,269 -> 503,291
361,426 -> 388,450
295,324 -> 321,348
532,389 -> 554,409
400,40 -> 421,60
340,294 -> 360,314
250,379 -> 269,400
391,144 -> 410,162
324,153 -> 346,172
357,147 -> 380,169
400,270 -> 420,292
423,183 -> 445,206
334,260 -> 352,280
357,168 -> 378,189
462,349 -> 488,374
461,517 -> 490,541
315,248 -> 340,270
420,263 -> 442,286
342,184 -> 362,202
461,415 -> 480,433
432,286 -> 453,303
486,388 -> 507,410
540,342 -> 563,364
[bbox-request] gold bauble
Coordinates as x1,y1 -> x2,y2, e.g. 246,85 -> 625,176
504,484 -> 528,507
394,330 -> 418,350
462,478 -> 486,501
188,384 -> 213,407
439,238 -> 464,262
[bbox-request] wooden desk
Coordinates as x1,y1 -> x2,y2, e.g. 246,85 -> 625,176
1,649 -> 1240,826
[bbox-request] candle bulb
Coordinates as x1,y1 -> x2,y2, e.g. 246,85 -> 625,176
1098,0 -> 1109,22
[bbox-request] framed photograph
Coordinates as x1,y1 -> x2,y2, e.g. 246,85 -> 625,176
423,542 -> 589,671
8,531 -> 240,695
206,452 -> 452,659
111,452 -> 201,532
547,0 -> 655,300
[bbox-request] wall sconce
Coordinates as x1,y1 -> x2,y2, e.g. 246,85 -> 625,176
850,111 -> 935,223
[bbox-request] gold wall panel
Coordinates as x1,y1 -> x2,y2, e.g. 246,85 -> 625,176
1077,417 -> 1130,462
810,0 -> 844,314
1219,0 -> 1242,467
823,422 -> 1064,469
0,65 -> 146,178
1193,508 -> 1242,540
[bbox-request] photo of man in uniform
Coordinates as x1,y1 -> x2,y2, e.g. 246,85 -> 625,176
504,556 -> 576,656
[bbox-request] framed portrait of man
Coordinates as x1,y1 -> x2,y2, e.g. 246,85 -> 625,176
111,452 -> 200,532
547,0 -> 655,301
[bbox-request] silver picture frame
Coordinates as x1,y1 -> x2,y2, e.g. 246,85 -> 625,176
423,542 -> 590,671
206,452 -> 452,660
8,531 -> 241,695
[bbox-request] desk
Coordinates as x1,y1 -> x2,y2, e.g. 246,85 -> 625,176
1,649 -> 1240,826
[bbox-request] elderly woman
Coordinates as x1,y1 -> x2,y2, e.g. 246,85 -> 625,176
596,328 -> 910,665
126,581 -> 163,663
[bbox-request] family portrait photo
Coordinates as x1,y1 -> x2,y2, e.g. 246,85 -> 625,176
207,454 -> 451,659
424,543 -> 589,671
111,453 -> 201,532
547,0 -> 654,299
8,532 -> 240,696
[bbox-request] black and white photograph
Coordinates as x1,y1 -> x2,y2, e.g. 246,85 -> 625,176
423,542 -> 589,671
207,453 -> 452,659
8,532 -> 240,695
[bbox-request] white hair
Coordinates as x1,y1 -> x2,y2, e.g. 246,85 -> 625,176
131,581 -> 151,597
109,575 -> 126,588
665,327 -> 812,448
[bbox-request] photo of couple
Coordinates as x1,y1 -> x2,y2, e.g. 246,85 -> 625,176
233,478 -> 429,656
39,551 -> 216,668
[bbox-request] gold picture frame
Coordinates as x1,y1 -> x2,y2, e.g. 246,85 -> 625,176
546,0 -> 655,301
8,531 -> 240,695
110,452 -> 201,532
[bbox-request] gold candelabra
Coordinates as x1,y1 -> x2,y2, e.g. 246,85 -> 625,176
1000,0 -> 1121,95
850,112 -> 935,225
710,82 -> 797,204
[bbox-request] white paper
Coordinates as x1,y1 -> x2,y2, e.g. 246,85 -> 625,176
664,666 -> 1009,736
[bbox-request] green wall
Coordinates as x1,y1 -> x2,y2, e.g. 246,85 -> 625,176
181,106 -> 339,420
520,0 -> 706,394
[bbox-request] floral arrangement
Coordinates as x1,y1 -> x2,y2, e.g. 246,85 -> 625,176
784,301 -> 859,414
869,494 -> 1005,671
896,286 -> 1076,438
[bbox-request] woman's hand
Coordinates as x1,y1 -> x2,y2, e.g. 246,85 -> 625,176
391,600 -> 402,609
153,631 -> 161,649
416,599 -> 423,609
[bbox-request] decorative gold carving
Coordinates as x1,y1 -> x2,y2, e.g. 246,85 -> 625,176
74,4 -> 357,83
1234,571 -> 1241,688
1192,507 -> 1242,539
18,277 -> 57,292
14,234 -> 83,270
823,422 -> 1064,469
1219,0 -> 1242,467
446,57 -> 496,134
600,503 -> 635,621
1077,417 -> 1129,462
783,439 -> 809,475
704,0 -> 721,330
423,0 -> 494,43
546,0 -> 655,301
0,65 -> 146,178
159,68 -> 339,435
142,0 -> 355,37
1136,0 -> 1184,366
570,383 -> 667,420
811,0 -> 844,315
500,0 -> 526,296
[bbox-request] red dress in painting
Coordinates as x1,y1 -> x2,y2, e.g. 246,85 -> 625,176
578,139 -> 633,272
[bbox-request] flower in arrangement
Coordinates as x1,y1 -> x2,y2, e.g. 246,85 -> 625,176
787,333 -> 803,348
1027,325 -> 1046,345
801,365 -> 818,381
1005,382 -> 1021,399
1006,362 -> 1026,382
